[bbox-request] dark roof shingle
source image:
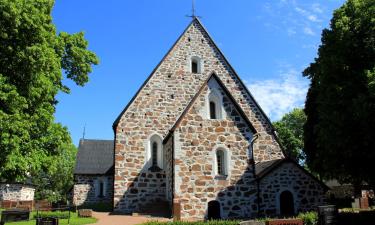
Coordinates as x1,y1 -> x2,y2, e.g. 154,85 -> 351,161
255,159 -> 283,177
74,139 -> 114,175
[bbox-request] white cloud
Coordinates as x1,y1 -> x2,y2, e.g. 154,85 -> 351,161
308,15 -> 319,22
246,67 -> 308,121
261,1 -> 327,37
312,3 -> 324,14
303,27 -> 315,36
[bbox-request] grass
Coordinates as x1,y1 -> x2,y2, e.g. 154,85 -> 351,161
1,211 -> 97,225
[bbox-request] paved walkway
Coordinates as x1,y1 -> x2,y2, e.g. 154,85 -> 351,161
91,212 -> 171,225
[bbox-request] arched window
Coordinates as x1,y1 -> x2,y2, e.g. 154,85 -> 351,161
147,134 -> 163,170
216,149 -> 225,175
208,90 -> 223,119
213,147 -> 230,177
95,177 -> 107,197
152,141 -> 158,167
192,60 -> 198,73
209,101 -> 217,119
191,56 -> 201,74
99,181 -> 104,197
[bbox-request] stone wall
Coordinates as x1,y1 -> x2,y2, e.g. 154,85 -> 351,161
0,183 -> 35,201
73,175 -> 113,206
164,136 -> 174,204
258,162 -> 326,216
173,79 -> 258,220
114,18 -> 284,213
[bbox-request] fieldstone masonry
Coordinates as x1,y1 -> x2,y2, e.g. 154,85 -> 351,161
111,18 -> 327,220
258,162 -> 326,216
73,175 -> 113,206
0,183 -> 35,201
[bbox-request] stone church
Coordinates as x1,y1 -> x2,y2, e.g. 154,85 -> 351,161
73,18 -> 327,220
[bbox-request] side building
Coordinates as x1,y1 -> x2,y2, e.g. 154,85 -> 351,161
73,139 -> 114,208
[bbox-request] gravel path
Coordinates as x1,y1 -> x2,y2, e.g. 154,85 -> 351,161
91,211 -> 171,225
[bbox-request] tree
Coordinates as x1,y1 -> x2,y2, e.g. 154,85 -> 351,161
0,0 -> 98,183
303,0 -> 375,188
273,108 -> 306,163
32,143 -> 77,202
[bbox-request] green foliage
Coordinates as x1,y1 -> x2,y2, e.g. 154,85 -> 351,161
298,211 -> 318,225
303,0 -> 375,187
273,108 -> 306,162
33,143 -> 77,202
78,202 -> 112,212
5,212 -> 96,225
0,0 -> 98,185
33,211 -> 70,219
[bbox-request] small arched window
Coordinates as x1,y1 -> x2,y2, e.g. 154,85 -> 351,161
216,149 -> 225,176
152,141 -> 158,167
99,181 -> 104,197
192,60 -> 198,73
95,177 -> 107,197
148,134 -> 163,171
208,89 -> 223,119
191,56 -> 201,74
209,101 -> 217,119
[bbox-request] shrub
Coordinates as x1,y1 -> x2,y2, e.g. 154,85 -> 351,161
33,211 -> 70,219
298,211 -> 318,225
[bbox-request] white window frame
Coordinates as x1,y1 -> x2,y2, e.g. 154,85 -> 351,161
207,89 -> 224,120
146,133 -> 164,169
190,56 -> 202,74
94,177 -> 107,197
212,146 -> 231,178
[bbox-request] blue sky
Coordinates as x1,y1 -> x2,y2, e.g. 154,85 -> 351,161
52,0 -> 345,146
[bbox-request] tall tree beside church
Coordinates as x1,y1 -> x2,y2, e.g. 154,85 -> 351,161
303,0 -> 375,187
273,108 -> 306,163
0,0 -> 98,182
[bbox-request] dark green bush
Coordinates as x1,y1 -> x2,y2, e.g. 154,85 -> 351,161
78,202 -> 112,212
33,211 -> 70,219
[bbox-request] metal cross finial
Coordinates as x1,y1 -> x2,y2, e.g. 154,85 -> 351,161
82,123 -> 86,139
192,0 -> 196,17
186,0 -> 201,18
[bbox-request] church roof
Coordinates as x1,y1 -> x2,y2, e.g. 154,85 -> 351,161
74,139 -> 114,175
255,158 -> 330,190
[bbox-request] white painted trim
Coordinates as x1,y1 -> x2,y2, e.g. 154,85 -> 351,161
212,145 -> 231,178
145,133 -> 164,169
206,79 -> 226,120
190,56 -> 203,74
94,180 -> 99,197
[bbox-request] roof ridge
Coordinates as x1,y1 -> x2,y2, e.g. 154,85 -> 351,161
79,138 -> 113,142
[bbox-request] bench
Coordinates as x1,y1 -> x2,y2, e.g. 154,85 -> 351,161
0,209 -> 30,223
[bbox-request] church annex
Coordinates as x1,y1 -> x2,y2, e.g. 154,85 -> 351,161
74,18 -> 327,220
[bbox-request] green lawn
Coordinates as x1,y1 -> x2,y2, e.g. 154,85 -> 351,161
1,211 -> 97,225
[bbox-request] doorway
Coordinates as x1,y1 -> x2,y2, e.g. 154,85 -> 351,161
207,200 -> 221,220
280,190 -> 295,216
